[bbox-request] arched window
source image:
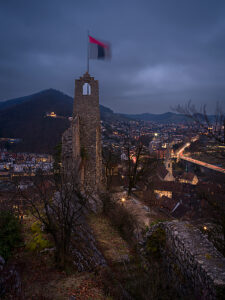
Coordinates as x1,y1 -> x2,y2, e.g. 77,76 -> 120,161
82,83 -> 91,95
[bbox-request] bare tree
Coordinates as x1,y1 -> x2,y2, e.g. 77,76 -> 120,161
176,101 -> 225,159
123,133 -> 158,196
17,163 -> 87,268
102,146 -> 120,190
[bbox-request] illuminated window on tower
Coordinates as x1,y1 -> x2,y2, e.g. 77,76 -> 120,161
83,83 -> 91,95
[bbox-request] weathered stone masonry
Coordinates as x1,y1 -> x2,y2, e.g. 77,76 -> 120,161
74,72 -> 102,189
62,72 -> 102,193
141,221 -> 225,300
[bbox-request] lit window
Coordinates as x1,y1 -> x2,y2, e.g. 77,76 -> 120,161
83,83 -> 91,95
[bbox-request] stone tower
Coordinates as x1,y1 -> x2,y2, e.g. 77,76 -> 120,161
164,144 -> 174,179
73,72 -> 102,190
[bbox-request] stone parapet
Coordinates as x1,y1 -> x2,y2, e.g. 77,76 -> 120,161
141,221 -> 225,299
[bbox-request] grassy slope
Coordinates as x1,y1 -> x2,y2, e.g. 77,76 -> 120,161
8,214 -> 111,300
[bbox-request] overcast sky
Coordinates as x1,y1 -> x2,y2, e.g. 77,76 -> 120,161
0,0 -> 225,114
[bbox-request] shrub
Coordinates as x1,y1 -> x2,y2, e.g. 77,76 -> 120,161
145,227 -> 166,259
0,210 -> 22,260
27,221 -> 52,252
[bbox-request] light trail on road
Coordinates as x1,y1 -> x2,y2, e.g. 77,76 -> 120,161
180,155 -> 225,174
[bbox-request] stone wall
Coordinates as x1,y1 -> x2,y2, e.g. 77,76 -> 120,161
61,72 -> 103,212
73,72 -> 102,191
62,115 -> 80,171
62,125 -> 73,170
62,72 -> 103,193
141,221 -> 225,300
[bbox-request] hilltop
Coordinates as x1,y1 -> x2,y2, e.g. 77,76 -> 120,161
0,89 -> 72,153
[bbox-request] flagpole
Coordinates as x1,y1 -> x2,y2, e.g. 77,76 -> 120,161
87,30 -> 89,73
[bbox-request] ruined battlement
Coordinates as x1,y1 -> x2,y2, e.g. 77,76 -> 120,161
141,221 -> 225,299
62,72 -> 102,198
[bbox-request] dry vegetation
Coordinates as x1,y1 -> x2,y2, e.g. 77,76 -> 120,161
7,213 -> 109,300
89,201 -> 180,300
88,214 -> 130,263
5,197 -> 179,299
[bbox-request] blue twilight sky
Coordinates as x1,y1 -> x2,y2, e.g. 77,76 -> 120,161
0,0 -> 225,114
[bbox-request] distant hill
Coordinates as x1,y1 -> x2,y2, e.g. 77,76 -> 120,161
0,89 -> 73,115
0,89 -> 73,153
0,89 -> 126,153
121,111 -> 190,123
121,111 -> 215,124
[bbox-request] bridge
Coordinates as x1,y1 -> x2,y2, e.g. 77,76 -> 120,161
179,154 -> 225,174
175,136 -> 225,174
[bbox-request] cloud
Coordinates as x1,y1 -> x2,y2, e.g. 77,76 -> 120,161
0,0 -> 225,113
125,64 -> 194,95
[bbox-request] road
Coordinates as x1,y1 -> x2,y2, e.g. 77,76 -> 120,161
176,142 -> 191,156
179,154 -> 225,174
175,136 -> 225,174
176,135 -> 199,156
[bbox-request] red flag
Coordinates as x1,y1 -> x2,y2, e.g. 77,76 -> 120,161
89,35 -> 111,60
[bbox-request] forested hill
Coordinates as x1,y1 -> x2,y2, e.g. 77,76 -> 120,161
0,89 -> 73,153
0,89 -> 124,153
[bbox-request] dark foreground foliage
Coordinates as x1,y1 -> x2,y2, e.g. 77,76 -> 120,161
0,210 -> 22,260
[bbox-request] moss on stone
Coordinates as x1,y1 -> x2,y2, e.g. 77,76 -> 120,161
145,227 -> 166,259
205,253 -> 212,260
150,219 -> 166,227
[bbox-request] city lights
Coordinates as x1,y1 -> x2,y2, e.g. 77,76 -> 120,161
46,112 -> 57,118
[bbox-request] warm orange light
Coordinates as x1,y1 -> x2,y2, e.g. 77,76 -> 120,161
203,226 -> 207,231
47,112 -> 57,118
131,156 -> 136,163
121,197 -> 126,203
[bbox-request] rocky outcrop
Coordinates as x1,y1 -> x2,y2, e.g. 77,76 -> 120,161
71,222 -> 106,272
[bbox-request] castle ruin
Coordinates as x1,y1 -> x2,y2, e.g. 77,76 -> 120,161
62,72 -> 103,199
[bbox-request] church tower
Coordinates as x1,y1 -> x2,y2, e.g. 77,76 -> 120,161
73,72 -> 102,190
164,144 -> 173,177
